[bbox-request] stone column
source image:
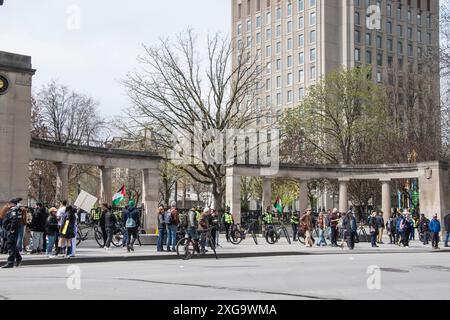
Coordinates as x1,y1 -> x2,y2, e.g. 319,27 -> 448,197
262,178 -> 272,211
99,166 -> 112,205
298,179 -> 309,213
142,168 -> 160,233
381,179 -> 392,223
338,179 -> 349,213
55,162 -> 69,202
226,171 -> 241,224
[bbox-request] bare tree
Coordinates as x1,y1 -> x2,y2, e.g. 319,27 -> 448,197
123,30 -> 266,210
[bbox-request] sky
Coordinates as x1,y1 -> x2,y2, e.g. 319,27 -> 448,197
0,0 -> 231,117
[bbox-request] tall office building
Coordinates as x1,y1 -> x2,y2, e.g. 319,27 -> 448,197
231,0 -> 440,122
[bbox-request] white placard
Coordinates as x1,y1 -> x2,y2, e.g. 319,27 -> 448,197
74,190 -> 98,213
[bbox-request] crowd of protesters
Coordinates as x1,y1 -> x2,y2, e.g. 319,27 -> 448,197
1,196 -> 450,267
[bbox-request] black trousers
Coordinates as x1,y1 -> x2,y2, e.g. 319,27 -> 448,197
346,231 -> 356,249
402,229 -> 411,247
330,226 -> 338,245
6,232 -> 21,265
101,227 -> 107,246
431,232 -> 439,248
211,228 -> 216,248
126,227 -> 138,247
292,224 -> 298,240
224,223 -> 231,241
105,228 -> 114,248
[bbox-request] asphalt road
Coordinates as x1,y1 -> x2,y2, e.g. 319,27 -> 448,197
0,251 -> 449,300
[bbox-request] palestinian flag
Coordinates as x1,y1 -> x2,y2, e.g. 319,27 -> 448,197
112,185 -> 126,206
274,196 -> 283,214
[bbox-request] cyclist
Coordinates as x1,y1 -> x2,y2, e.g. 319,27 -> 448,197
290,211 -> 300,241
262,206 -> 275,238
223,207 -> 234,242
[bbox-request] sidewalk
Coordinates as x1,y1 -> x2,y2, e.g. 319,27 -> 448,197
1,236 -> 448,266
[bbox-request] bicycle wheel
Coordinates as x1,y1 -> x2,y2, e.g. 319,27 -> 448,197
282,227 -> 291,244
112,229 -> 124,247
265,230 -> 278,244
251,232 -> 258,245
176,238 -> 195,260
94,229 -> 104,248
229,229 -> 243,245
76,229 -> 82,246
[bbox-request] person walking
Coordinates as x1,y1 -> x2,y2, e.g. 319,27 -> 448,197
418,214 -> 430,245
410,215 -> 418,241
1,199 -> 24,268
45,208 -> 59,257
328,209 -> 339,247
58,205 -> 77,257
429,214 -> 441,249
400,213 -> 413,248
124,200 -> 140,252
376,211 -> 385,244
99,207 -> 107,247
342,211 -> 358,250
166,202 -> 179,252
0,205 -> 8,254
121,205 -> 129,248
315,211 -> 327,247
444,213 -> 450,247
55,200 -> 67,256
30,202 -> 48,254
222,207 -> 234,242
300,209 -> 314,247
396,212 -> 404,246
102,204 -> 117,250
198,208 -> 211,254
369,211 -> 379,248
156,207 -> 166,252
290,211 -> 300,241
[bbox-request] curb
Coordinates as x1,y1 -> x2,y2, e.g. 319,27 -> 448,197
1,248 -> 448,267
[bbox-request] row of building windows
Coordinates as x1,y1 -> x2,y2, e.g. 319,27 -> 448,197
355,29 -> 432,48
237,0 -> 317,19
354,0 -> 432,13
237,11 -> 316,36
263,65 -> 316,90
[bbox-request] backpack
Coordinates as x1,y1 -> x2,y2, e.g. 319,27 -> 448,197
126,216 -> 136,228
163,211 -> 172,225
179,213 -> 188,229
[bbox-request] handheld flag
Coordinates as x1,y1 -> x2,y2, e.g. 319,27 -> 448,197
274,196 -> 283,214
112,185 -> 126,206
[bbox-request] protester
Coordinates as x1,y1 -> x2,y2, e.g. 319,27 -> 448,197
121,205 -> 129,248
45,207 -> 59,257
418,214 -> 430,245
165,202 -> 179,252
444,212 -> 450,248
102,204 -> 116,250
342,211 -> 357,250
57,205 -> 76,257
376,211 -> 385,244
386,215 -> 397,244
30,202 -> 48,254
55,200 -> 67,255
328,208 -> 339,247
124,200 -> 140,252
315,211 -> 327,247
156,207 -> 166,252
429,214 -> 441,250
198,208 -> 211,254
369,211 -> 379,248
400,212 -> 413,248
300,209 -> 314,247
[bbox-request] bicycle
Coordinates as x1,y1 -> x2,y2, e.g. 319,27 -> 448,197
357,223 -> 370,242
295,226 -> 317,246
229,219 -> 258,245
264,223 -> 291,245
176,227 -> 218,260
76,221 -> 104,247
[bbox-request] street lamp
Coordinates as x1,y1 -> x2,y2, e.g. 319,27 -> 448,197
38,170 -> 43,203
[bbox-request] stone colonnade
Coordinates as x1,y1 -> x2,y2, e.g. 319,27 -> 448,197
30,139 -> 161,233
226,162 -> 450,234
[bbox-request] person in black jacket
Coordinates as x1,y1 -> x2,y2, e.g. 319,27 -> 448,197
2,198 -> 24,268
99,208 -> 107,247
45,207 -> 59,257
342,211 -> 358,250
30,203 -> 48,254
103,204 -> 117,250
124,202 -> 140,252
56,205 -> 76,257
444,213 -> 450,248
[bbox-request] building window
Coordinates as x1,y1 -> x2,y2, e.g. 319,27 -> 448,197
355,48 -> 361,62
309,30 -> 316,43
310,48 -> 316,62
309,12 -> 316,26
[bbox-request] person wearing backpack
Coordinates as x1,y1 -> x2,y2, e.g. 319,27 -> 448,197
166,202 -> 179,252
124,201 -> 140,252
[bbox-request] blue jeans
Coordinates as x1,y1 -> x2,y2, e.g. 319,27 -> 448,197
16,224 -> 24,252
315,228 -> 327,246
46,235 -> 56,255
167,225 -> 177,250
122,228 -> 128,246
445,231 -> 450,246
371,233 -> 377,246
157,226 -> 166,251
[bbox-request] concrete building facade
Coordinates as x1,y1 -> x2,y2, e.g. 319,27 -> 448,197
231,0 -> 439,119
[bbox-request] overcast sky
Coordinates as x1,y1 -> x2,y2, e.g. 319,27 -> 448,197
0,0 -> 231,117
